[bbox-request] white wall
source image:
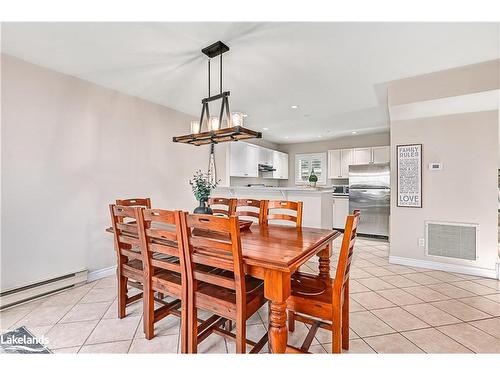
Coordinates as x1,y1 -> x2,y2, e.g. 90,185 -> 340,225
0,54 -> 230,291
388,59 -> 500,278
277,132 -> 390,186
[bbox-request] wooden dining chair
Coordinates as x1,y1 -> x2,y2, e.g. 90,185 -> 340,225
135,208 -> 188,351
180,213 -> 268,353
235,198 -> 264,224
115,198 -> 151,208
261,200 -> 303,227
286,210 -> 361,353
109,204 -> 145,319
207,197 -> 237,217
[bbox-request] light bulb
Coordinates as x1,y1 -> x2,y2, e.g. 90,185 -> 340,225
190,120 -> 200,134
231,112 -> 244,127
209,116 -> 220,131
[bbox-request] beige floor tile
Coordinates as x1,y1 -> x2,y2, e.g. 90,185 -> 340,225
26,325 -> 54,337
426,283 -> 475,298
402,286 -> 449,302
102,299 -> 143,319
437,323 -> 500,353
364,333 -> 423,353
401,328 -> 472,353
376,289 -> 424,306
402,303 -> 461,326
309,344 -> 327,354
349,279 -> 371,293
366,258 -> 390,267
349,268 -> 374,279
53,346 -> 81,353
135,314 -> 180,338
86,315 -> 141,345
371,307 -> 429,331
403,273 -> 442,285
484,293 -> 500,303
0,307 -> 33,330
93,276 -> 117,289
314,326 -> 358,344
287,321 -> 320,347
450,281 -> 498,295
79,287 -> 117,304
383,265 -> 417,275
353,259 -> 376,268
197,332 -> 228,353
60,301 -> 112,323
340,339 -> 376,353
357,277 -> 395,291
129,335 -> 179,353
450,273 -> 482,281
349,311 -> 395,337
422,271 -> 465,283
431,300 -> 491,321
45,320 -> 99,349
472,278 -> 500,291
226,323 -> 268,353
379,275 -> 419,288
363,267 -> 395,277
349,298 -> 366,312
469,317 -> 500,339
458,296 -> 500,316
79,340 -> 131,353
351,291 -> 395,310
39,286 -> 92,307
16,305 -> 73,328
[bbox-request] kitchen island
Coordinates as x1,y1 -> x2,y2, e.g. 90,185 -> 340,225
214,186 -> 333,229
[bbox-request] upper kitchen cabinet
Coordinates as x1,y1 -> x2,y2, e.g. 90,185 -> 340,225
371,146 -> 390,164
328,149 -> 353,178
270,150 -> 289,179
229,141 -> 260,177
353,147 -> 371,165
295,152 -> 327,185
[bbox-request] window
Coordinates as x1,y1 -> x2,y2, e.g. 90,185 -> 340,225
295,153 -> 327,185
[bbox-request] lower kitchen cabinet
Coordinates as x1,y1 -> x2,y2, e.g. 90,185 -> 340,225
332,196 -> 349,229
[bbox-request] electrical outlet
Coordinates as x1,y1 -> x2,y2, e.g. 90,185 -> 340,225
418,238 -> 425,247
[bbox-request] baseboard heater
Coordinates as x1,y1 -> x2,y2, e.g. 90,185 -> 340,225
0,270 -> 88,310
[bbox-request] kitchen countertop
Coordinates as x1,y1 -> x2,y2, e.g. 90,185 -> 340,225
216,186 -> 334,193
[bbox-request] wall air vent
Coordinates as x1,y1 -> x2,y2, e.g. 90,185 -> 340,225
425,221 -> 478,261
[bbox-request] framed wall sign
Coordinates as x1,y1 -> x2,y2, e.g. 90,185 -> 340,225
397,144 -> 422,208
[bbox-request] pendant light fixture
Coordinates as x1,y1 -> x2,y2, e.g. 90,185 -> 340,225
172,41 -> 262,146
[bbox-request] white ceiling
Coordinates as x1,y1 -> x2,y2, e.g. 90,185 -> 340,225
2,22 -> 499,144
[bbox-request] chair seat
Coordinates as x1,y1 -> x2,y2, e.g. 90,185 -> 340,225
288,271 -> 339,321
196,275 -> 265,320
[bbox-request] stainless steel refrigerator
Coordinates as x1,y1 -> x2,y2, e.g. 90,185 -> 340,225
349,163 -> 390,237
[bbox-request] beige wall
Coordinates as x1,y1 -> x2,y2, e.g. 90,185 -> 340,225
0,54 -> 230,290
388,60 -> 499,276
277,132 -> 390,186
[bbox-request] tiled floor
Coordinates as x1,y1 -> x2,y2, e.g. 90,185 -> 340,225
2,238 -> 500,354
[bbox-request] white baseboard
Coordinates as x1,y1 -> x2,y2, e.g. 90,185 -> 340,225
389,256 -> 498,279
87,266 -> 116,283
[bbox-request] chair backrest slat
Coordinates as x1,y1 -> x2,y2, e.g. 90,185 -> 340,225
262,200 -> 303,227
116,198 -> 151,208
235,199 -> 263,223
207,197 -> 237,217
109,204 -> 142,263
334,210 -> 361,295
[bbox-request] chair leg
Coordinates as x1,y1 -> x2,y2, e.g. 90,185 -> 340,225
342,283 -> 350,350
144,285 -> 155,340
288,311 -> 295,332
180,297 -> 188,354
188,305 -> 198,353
332,308 -> 342,354
235,318 -> 246,354
117,272 -> 127,319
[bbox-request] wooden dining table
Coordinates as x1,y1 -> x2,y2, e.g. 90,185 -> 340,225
106,223 -> 340,353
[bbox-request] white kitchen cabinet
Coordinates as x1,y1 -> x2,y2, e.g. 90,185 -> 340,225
258,147 -> 273,166
229,142 -> 259,177
271,150 -> 289,179
371,146 -> 390,164
328,149 -> 353,178
353,147 -> 371,165
341,149 -> 354,177
333,197 -> 349,229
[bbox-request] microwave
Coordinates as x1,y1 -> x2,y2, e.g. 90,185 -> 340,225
332,186 -> 349,195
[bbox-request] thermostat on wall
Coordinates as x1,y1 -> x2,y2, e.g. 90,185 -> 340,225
428,162 -> 443,170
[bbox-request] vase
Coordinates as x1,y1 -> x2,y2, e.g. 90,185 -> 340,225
310,181 -> 317,188
194,200 -> 213,215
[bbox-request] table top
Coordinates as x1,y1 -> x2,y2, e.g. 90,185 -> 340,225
106,224 -> 340,273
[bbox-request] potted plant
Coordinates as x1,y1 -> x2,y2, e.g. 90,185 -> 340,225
308,168 -> 318,188
189,170 -> 219,214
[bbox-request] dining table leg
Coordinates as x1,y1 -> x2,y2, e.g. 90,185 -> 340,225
317,241 -> 333,278
264,269 -> 291,353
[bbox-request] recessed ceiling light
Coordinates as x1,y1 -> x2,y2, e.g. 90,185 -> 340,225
318,135 -> 322,138
351,131 -> 358,135
291,105 -> 299,109
285,136 -> 289,139
263,127 -> 269,131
